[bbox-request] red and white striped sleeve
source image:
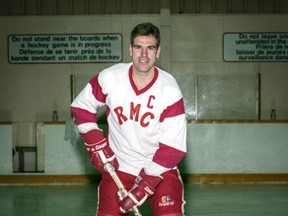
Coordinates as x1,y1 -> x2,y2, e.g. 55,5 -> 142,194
71,74 -> 106,144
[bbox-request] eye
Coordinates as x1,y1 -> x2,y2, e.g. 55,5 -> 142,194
148,46 -> 156,50
133,45 -> 141,49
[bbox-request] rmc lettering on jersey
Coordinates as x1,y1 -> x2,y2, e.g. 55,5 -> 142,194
113,102 -> 155,127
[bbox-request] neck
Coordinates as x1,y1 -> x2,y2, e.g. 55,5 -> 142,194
132,68 -> 155,90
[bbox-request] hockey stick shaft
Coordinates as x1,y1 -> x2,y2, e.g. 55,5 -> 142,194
104,163 -> 142,216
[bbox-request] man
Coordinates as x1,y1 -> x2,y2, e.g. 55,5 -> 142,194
71,22 -> 187,216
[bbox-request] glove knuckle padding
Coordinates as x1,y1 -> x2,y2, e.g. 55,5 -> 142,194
130,187 -> 147,204
120,187 -> 147,213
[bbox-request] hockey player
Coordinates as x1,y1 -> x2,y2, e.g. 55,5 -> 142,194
71,22 -> 187,216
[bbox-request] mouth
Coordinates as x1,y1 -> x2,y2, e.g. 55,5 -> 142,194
139,58 -> 149,64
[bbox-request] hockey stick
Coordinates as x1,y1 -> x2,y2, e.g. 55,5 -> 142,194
104,163 -> 143,216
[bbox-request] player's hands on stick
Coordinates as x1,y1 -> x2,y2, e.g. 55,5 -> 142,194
119,168 -> 163,214
105,163 -> 142,216
85,139 -> 119,173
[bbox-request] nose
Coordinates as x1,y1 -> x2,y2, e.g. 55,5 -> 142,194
141,48 -> 147,57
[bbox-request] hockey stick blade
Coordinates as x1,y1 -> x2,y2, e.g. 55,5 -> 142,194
104,163 -> 143,216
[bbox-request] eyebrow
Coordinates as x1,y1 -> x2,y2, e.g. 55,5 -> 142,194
132,44 -> 157,49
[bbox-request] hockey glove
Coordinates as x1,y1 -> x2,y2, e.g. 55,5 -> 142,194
120,168 -> 163,214
85,139 -> 119,173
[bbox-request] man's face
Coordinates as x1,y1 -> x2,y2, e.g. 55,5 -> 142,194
129,35 -> 161,74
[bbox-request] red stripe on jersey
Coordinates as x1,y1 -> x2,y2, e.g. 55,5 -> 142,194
71,107 -> 97,125
80,129 -> 104,144
89,74 -> 107,103
160,98 -> 185,122
71,107 -> 105,144
153,143 -> 186,168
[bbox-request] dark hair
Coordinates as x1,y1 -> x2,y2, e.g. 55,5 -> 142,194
130,22 -> 161,48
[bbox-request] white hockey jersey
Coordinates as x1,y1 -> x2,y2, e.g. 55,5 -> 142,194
71,62 -> 187,176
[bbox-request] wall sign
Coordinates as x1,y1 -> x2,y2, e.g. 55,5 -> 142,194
223,33 -> 288,62
8,34 -> 122,63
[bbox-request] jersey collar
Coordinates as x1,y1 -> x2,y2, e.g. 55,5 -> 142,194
129,65 -> 159,96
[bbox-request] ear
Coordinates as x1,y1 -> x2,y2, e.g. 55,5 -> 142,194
129,45 -> 133,56
156,47 -> 161,58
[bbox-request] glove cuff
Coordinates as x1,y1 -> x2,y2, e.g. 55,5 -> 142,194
85,138 -> 107,153
137,168 -> 163,196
